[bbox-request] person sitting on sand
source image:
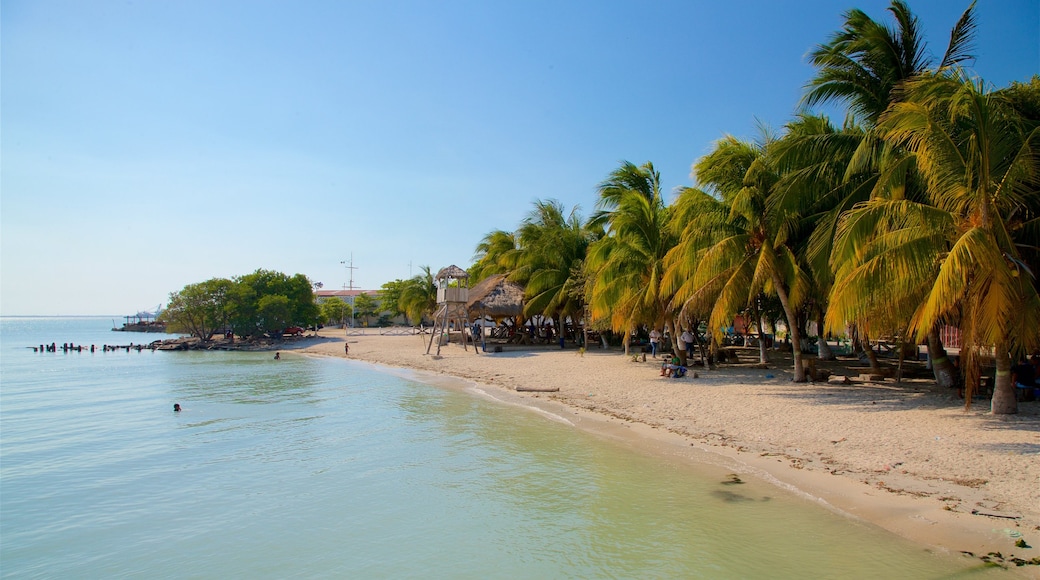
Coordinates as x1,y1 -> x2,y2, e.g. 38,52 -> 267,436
660,354 -> 685,378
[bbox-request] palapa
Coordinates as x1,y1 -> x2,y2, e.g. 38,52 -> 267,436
466,274 -> 525,321
435,265 -> 469,280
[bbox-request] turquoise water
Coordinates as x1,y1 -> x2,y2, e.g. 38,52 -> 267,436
1,317 -> 988,578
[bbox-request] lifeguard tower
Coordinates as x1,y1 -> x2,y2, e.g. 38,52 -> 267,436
426,265 -> 473,355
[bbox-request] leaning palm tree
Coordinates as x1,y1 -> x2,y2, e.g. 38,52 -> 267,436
683,135 -> 812,382
804,0 -> 979,386
470,230 -> 521,282
399,265 -> 438,326
514,200 -> 594,337
770,113 -> 873,362
830,71 -> 1040,413
803,0 -> 977,126
662,185 -> 737,362
586,162 -> 675,354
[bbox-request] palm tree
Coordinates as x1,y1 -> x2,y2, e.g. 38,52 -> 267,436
399,265 -> 437,326
514,200 -> 594,340
803,0 -> 977,125
804,0 -> 979,385
662,184 -> 736,363
770,114 -> 873,362
829,71 -> 1040,413
586,162 -> 675,354
681,135 -> 812,381
886,71 -> 1039,412
470,230 -> 521,282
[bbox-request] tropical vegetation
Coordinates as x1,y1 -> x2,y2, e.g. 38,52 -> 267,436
162,269 -> 319,339
460,0 -> 1039,414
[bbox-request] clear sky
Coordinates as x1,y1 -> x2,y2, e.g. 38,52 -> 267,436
2,0 -> 1037,316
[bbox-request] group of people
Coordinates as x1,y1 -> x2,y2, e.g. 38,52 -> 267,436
648,328 -> 698,360
659,354 -> 688,378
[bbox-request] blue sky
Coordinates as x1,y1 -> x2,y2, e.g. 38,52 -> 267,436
2,0 -> 1037,315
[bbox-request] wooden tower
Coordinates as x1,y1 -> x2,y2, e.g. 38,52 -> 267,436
426,265 -> 473,355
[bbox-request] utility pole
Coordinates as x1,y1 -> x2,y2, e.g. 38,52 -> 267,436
341,254 -> 358,329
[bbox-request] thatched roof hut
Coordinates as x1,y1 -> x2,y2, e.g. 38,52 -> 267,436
467,274 -> 525,321
435,265 -> 469,280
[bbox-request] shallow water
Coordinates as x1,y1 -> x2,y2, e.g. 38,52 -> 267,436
1,318 -> 992,578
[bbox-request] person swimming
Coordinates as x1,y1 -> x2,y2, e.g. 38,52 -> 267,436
274,352 -> 280,360
173,403 -> 182,412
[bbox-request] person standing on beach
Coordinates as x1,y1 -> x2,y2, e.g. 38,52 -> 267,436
649,328 -> 661,358
680,329 -> 695,359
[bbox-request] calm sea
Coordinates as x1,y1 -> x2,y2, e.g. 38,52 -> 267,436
1,317 -> 989,578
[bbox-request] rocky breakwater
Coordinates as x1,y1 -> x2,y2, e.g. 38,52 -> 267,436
155,334 -> 310,351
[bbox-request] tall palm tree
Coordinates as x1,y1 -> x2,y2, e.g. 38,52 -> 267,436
803,0 -> 977,125
470,230 -> 520,282
830,71 -> 1040,413
586,162 -> 675,354
662,184 -> 738,362
514,200 -> 594,336
682,135 -> 812,381
770,114 -> 873,362
804,0 -> 979,386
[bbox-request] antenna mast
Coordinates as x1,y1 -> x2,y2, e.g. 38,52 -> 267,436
340,254 -> 358,291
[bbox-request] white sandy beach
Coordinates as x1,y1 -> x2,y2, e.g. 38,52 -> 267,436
288,328 -> 1039,569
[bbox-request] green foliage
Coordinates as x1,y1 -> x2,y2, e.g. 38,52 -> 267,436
378,279 -> 407,318
399,266 -> 437,325
257,294 -> 292,334
352,293 -> 379,326
160,277 -> 235,339
320,297 -> 348,325
163,269 -> 319,339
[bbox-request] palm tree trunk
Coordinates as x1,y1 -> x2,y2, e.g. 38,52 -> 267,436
750,300 -> 768,365
816,310 -> 835,361
771,273 -> 806,382
991,345 -> 1018,415
673,315 -> 687,366
860,333 -> 882,374
926,329 -> 957,388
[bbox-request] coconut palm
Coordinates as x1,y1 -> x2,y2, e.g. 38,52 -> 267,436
662,184 -> 738,362
829,71 -> 1040,413
804,0 -> 979,385
399,265 -> 437,326
586,162 -> 675,354
803,0 -> 977,125
513,200 -> 594,337
681,135 -> 812,381
769,114 -> 875,362
470,230 -> 521,282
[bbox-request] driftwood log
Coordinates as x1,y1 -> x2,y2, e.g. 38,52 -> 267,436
515,386 -> 560,393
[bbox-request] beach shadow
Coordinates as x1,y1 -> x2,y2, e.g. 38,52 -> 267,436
977,442 -> 1040,455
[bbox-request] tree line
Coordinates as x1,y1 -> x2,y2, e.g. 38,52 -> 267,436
459,1 -> 1039,414
159,2 -> 1037,415
161,270 -> 319,340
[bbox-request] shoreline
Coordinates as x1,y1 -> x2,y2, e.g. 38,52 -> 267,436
289,329 -> 1039,571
